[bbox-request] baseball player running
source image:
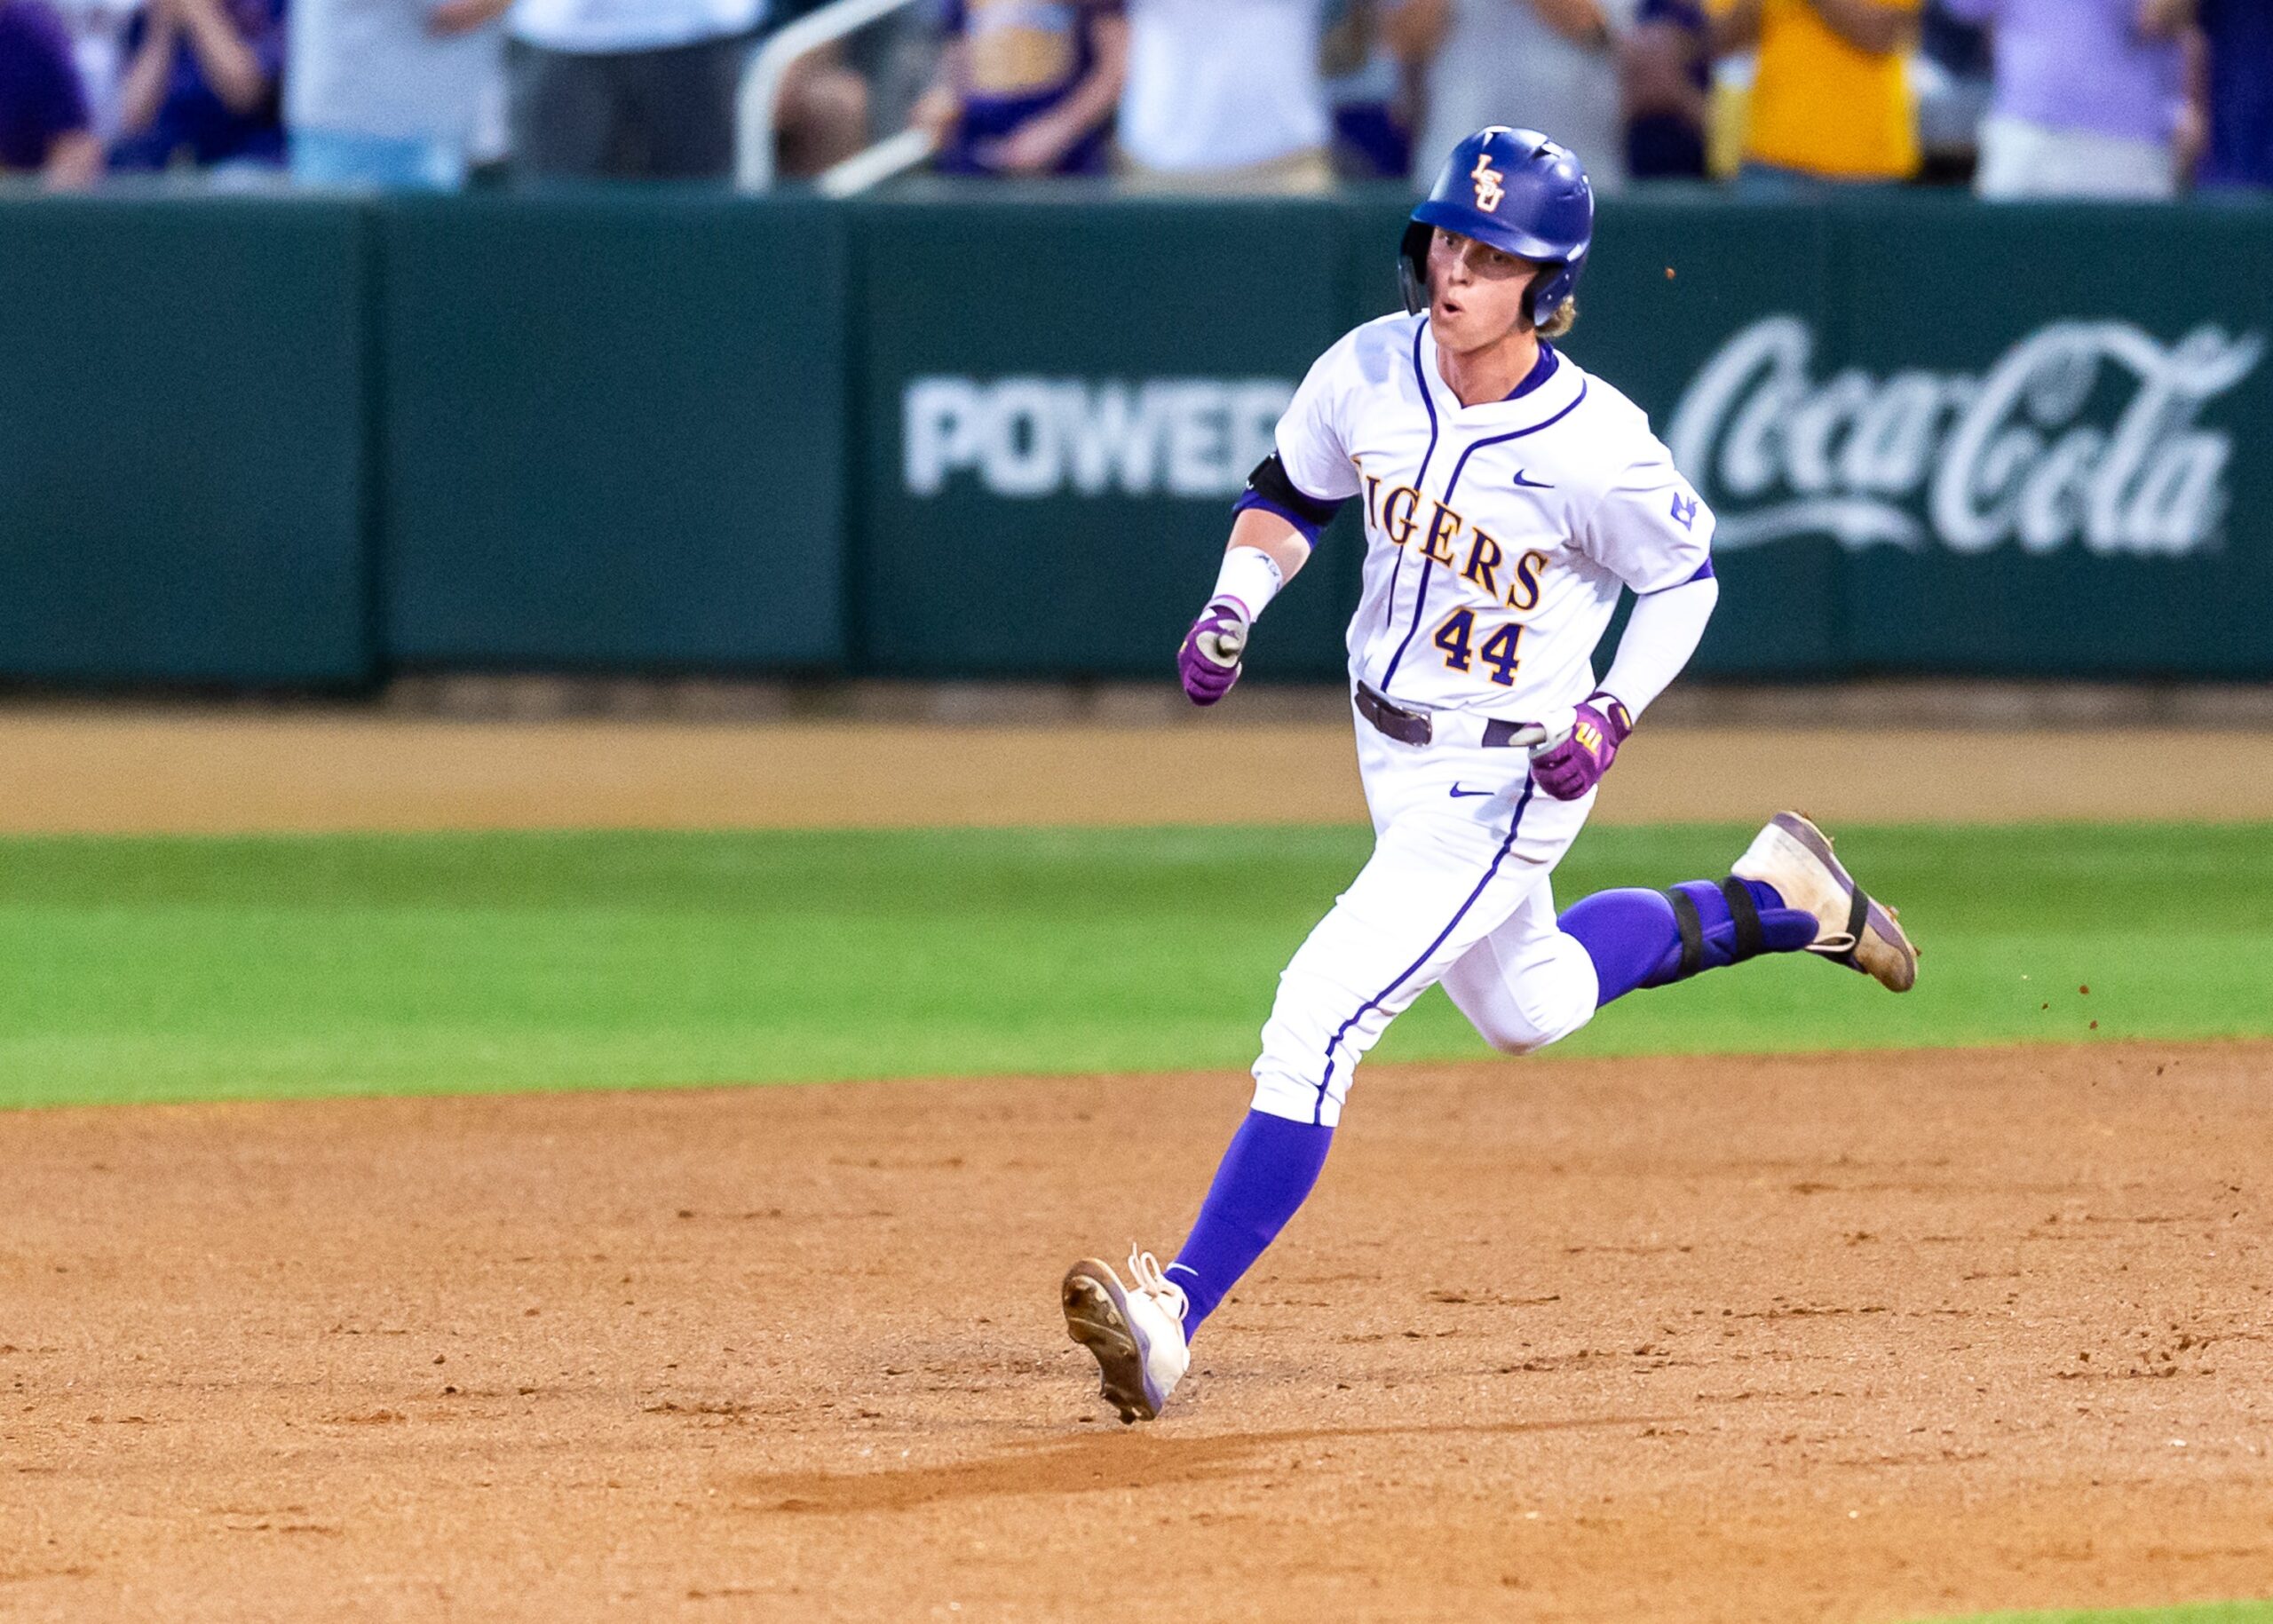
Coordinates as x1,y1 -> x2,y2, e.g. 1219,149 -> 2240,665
1061,127 -> 1919,1424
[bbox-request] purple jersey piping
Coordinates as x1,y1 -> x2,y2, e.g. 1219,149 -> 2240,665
1375,381 -> 1589,694
1637,555 -> 1715,594
1374,319 -> 1443,658
1505,343 -> 1560,401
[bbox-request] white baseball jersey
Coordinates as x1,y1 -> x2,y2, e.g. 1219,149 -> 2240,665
1275,311 -> 1714,719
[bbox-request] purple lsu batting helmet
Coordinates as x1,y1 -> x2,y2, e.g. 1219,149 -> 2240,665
1399,127 -> 1595,329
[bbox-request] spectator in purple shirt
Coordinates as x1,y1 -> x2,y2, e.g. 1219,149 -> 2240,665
908,0 -> 1128,176
0,0 -> 100,183
1944,0 -> 2186,198
109,0 -> 284,170
2151,0 -> 2273,187
1622,0 -> 1709,180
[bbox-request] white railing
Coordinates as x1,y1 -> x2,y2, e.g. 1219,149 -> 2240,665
815,127 -> 938,197
735,0 -> 935,194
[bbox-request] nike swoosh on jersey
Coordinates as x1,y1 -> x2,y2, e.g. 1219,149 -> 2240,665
1511,470 -> 1556,489
1448,784 -> 1497,798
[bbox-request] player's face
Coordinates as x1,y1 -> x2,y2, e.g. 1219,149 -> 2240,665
1425,228 -> 1537,355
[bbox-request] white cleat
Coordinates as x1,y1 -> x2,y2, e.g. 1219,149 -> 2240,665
1061,1248 -> 1191,1423
1731,811 -> 1920,993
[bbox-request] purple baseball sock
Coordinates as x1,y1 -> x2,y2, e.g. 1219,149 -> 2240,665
1164,1109 -> 1333,1338
1559,878 -> 1819,1005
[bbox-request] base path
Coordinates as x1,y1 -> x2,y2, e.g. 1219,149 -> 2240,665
5,1042 -> 2269,1622
5,709 -> 2273,832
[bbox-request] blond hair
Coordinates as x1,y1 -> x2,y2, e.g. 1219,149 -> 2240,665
1538,297 -> 1578,340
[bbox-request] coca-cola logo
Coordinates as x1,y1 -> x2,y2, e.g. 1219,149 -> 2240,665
1667,316 -> 2264,557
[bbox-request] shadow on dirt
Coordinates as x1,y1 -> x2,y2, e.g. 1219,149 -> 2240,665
732,1411 -> 1673,1515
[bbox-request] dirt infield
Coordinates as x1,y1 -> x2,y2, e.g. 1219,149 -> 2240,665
8,708 -> 2273,832
5,1042 -> 2269,1622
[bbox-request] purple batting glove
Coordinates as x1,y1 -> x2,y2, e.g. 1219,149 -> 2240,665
1177,598 -> 1250,707
1529,693 -> 1635,801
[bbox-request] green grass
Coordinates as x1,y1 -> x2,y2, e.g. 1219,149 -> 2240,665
1,822 -> 2268,1109
1921,1605 -> 2273,1624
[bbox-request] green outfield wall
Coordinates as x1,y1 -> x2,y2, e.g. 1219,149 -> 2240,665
378,194 -> 849,671
1,188 -> 2269,687
0,197 -> 374,685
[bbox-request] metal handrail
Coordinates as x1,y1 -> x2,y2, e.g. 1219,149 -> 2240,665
817,127 -> 939,197
734,0 -> 931,193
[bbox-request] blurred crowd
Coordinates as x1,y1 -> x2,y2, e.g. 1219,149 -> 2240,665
1,0 -> 2269,195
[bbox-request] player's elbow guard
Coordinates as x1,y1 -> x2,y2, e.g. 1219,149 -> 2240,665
1235,454 -> 1347,547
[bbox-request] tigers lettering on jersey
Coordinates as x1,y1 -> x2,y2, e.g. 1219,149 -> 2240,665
1270,311 -> 1714,719
1361,470 -> 1551,611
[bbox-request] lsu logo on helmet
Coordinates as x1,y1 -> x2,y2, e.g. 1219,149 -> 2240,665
1399,126 -> 1594,324
1469,152 -> 1505,211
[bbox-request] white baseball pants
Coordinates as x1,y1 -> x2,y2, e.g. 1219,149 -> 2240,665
1249,705 -> 1603,1127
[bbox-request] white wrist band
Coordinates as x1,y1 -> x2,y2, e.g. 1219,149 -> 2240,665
1210,546 -> 1285,622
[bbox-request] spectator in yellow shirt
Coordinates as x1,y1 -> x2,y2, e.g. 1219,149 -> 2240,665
1708,0 -> 1921,185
